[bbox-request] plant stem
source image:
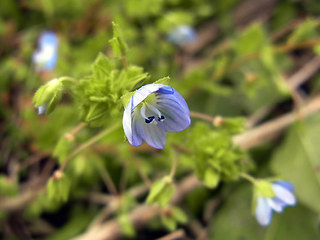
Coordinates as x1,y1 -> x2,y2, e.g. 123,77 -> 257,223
190,111 -> 215,122
169,151 -> 179,179
59,123 -> 121,172
239,172 -> 256,184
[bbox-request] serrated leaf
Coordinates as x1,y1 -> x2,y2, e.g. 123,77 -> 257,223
120,91 -> 134,108
154,76 -> 170,85
92,53 -> 114,78
109,22 -> 128,57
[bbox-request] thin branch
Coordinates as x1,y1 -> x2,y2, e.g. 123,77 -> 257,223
59,123 -> 120,172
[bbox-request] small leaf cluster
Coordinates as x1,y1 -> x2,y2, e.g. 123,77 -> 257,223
47,172 -> 71,202
191,123 -> 251,188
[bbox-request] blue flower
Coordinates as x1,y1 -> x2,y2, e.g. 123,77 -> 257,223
32,31 -> 58,71
123,83 -> 190,149
255,181 -> 296,226
37,105 -> 48,115
167,25 -> 197,46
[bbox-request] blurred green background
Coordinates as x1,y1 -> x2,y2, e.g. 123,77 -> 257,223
1,0 -> 320,239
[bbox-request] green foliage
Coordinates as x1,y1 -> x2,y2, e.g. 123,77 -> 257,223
270,113 -> 320,213
47,207 -> 96,240
191,123 -> 250,188
47,173 -> 71,202
160,206 -> 187,231
146,176 -> 176,207
53,136 -> 75,164
287,18 -> 319,44
109,22 -> 128,57
73,50 -> 148,126
233,23 -> 268,56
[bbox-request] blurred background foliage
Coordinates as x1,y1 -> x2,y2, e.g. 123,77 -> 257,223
1,0 -> 320,239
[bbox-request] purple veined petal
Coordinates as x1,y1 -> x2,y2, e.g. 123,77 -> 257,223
273,181 -> 294,192
131,83 -> 166,110
267,198 -> 286,213
123,97 -> 143,146
134,113 -> 167,149
155,87 -> 190,115
37,105 -> 48,115
272,184 -> 297,206
256,197 -> 273,226
156,101 -> 190,132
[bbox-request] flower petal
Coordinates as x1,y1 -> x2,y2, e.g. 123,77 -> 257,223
272,184 -> 297,206
135,114 -> 167,149
155,88 -> 190,132
256,197 -> 273,226
273,181 -> 294,192
37,105 -> 48,115
131,83 -> 166,110
267,198 -> 286,213
123,97 -> 143,146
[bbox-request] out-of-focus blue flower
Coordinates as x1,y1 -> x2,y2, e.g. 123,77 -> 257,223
167,25 -> 197,46
123,83 -> 190,149
32,31 -> 58,71
37,105 -> 48,115
255,181 -> 296,226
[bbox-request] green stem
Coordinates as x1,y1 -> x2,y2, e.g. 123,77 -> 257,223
59,123 -> 121,172
239,172 -> 256,184
169,151 -> 179,179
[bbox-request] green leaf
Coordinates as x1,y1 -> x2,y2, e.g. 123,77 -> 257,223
160,213 -> 177,231
109,22 -> 128,57
171,206 -> 187,224
287,18 -> 319,44
146,176 -> 175,207
270,113 -> 320,213
265,204 -> 320,240
154,76 -> 170,85
118,214 -> 136,237
204,169 -> 220,188
47,173 -> 71,202
91,53 -> 115,78
120,91 -> 134,108
209,184 -> 266,240
233,23 -> 267,56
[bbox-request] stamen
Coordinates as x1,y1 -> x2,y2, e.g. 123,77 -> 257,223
145,116 -> 155,123
158,116 -> 165,122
